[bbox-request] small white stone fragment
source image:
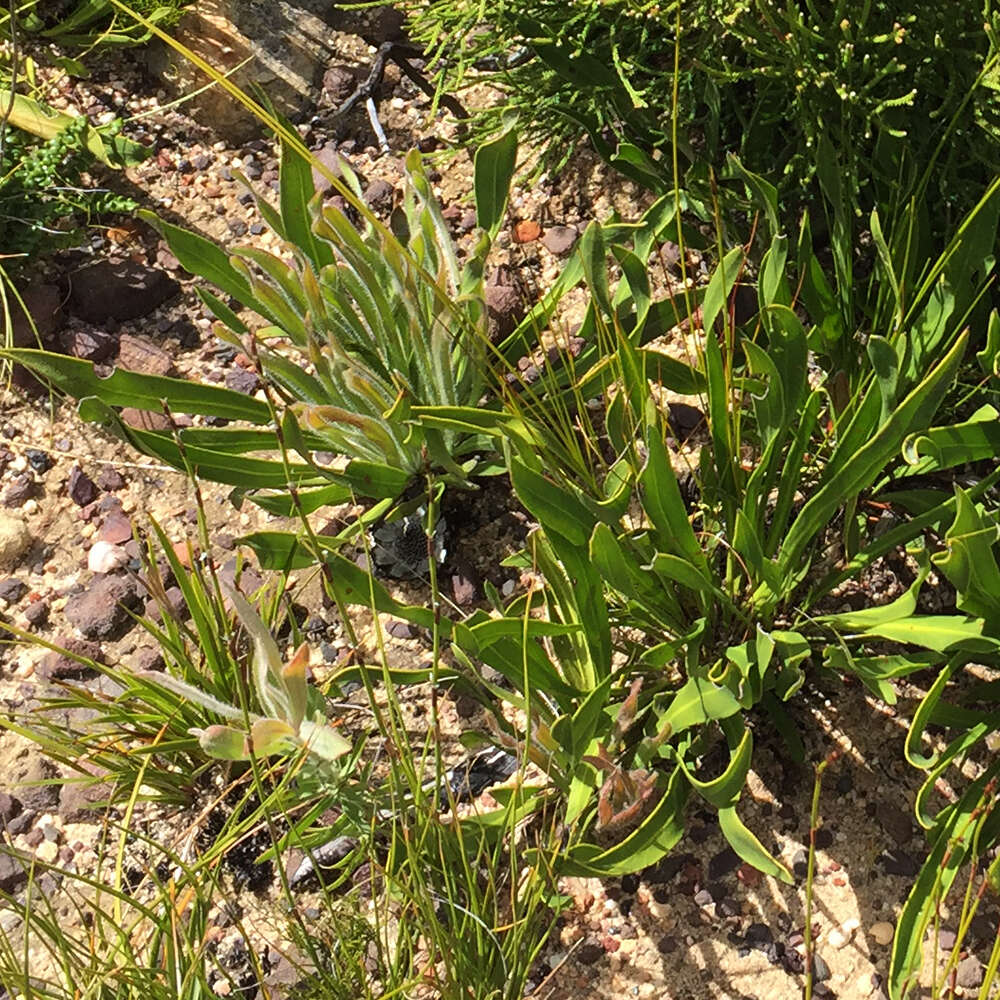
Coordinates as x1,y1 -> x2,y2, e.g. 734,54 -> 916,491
828,925 -> 852,949
88,540 -> 129,574
35,840 -> 58,864
856,974 -> 876,996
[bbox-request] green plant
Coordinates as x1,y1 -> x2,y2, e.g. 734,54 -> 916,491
1,510 -> 560,999
878,487 -> 1000,999
400,1 -> 1000,222
0,834 -> 224,998
2,128 -> 527,515
0,765 -> 439,999
14,0 -> 192,47
0,0 -> 165,272
0,113 -> 140,267
325,178 -> 1000,883
220,177 -> 1000,887
138,581 -> 351,765
7,5 -> 1000,993
397,0 -> 1000,398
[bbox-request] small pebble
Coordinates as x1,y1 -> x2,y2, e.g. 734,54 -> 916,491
956,954 -> 984,989
814,827 -> 834,849
24,600 -> 49,627
869,921 -> 894,946
812,953 -> 831,982
792,848 -> 808,879
35,840 -> 58,864
67,467 -> 99,507
855,974 -> 877,997
88,540 -> 129,574
936,928 -> 957,951
656,934 -> 678,954
25,449 -> 51,473
828,925 -> 851,949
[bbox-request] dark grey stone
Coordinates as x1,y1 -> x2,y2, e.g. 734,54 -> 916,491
68,259 -> 179,322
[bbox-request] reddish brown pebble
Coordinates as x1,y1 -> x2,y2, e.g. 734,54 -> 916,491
737,862 -> 761,887
98,511 -> 133,545
172,539 -> 195,569
512,219 -> 542,243
601,935 -> 620,954
67,466 -> 99,507
541,225 -> 578,256
118,333 -> 175,377
96,468 -> 126,491
120,408 -> 171,432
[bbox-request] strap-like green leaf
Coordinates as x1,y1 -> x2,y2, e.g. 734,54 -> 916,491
473,125 -> 518,239
901,405 -> 1000,475
658,675 -> 742,735
278,140 -> 335,271
679,724 -> 752,808
778,330 -> 968,578
139,210 -> 268,320
931,487 -> 1000,620
1,349 -> 272,422
510,458 -> 594,546
718,804 -> 792,883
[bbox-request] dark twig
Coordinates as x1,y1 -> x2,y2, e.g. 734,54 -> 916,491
332,41 -> 469,155
334,42 -> 401,118
392,46 -> 469,121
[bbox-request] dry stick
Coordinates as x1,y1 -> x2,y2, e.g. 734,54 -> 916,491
804,749 -> 839,1000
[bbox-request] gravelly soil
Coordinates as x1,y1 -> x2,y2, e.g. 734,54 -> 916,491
2,20 -> 999,1000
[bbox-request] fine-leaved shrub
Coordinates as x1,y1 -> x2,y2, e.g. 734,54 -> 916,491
401,1 -> 1000,237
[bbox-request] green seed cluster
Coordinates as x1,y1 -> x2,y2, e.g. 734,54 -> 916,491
0,114 -> 136,265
